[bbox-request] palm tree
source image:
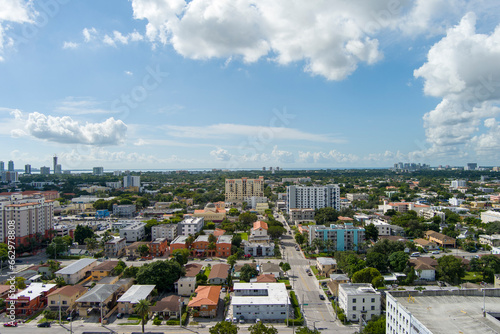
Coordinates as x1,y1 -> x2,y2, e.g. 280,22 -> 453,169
311,238 -> 324,253
134,299 -> 151,333
85,237 -> 98,256
325,239 -> 335,254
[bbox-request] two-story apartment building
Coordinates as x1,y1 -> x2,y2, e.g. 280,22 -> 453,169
338,283 -> 381,323
55,258 -> 97,284
232,283 -> 289,321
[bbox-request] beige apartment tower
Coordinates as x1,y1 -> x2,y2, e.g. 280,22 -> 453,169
225,176 -> 265,202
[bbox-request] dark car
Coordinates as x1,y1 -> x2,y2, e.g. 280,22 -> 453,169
319,294 -> 325,300
15,259 -> 22,263
116,313 -> 124,319
37,322 -> 51,328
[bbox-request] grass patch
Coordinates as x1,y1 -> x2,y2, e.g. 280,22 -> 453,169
204,267 -> 211,278
463,271 -> 483,282
118,320 -> 141,325
310,266 -> 326,280
25,309 -> 44,323
240,233 -> 248,241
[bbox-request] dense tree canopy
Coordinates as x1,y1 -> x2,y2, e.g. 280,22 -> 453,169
74,225 -> 95,245
136,260 -> 184,291
437,255 -> 466,284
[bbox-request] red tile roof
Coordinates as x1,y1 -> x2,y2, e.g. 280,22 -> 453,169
252,221 -> 268,230
188,286 -> 221,307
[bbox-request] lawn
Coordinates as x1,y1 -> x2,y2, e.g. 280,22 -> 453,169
310,266 -> 326,280
240,232 -> 248,241
204,267 -> 211,278
463,271 -> 483,282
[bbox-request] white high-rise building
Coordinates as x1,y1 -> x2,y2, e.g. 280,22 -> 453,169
123,175 -> 140,188
450,180 -> 466,189
286,184 -> 340,212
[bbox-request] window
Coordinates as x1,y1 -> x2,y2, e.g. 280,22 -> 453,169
371,306 -> 375,310
353,306 -> 356,311
352,298 -> 356,303
371,298 -> 375,303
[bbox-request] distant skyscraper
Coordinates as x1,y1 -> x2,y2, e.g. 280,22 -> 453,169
93,167 -> 104,176
40,166 -> 50,175
53,155 -> 58,174
25,164 -> 31,174
8,160 -> 14,171
465,163 -> 478,171
55,164 -> 62,174
0,161 -> 4,171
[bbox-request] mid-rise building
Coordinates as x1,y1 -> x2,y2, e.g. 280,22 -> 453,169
24,164 -> 31,174
232,283 -> 290,321
309,223 -> 365,251
346,193 -> 369,201
151,224 -> 178,241
40,166 -> 50,175
124,175 -> 141,188
286,184 -> 340,212
119,222 -> 146,242
54,164 -> 62,174
112,204 -> 136,217
479,234 -> 500,247
178,217 -> 204,236
481,210 -> 500,223
450,179 -> 467,189
92,167 -> 104,176
192,202 -> 226,222
289,208 -> 315,224
0,193 -> 55,246
386,288 -> 500,334
338,283 -> 381,323
0,161 -> 4,171
104,237 -> 127,257
225,176 -> 265,202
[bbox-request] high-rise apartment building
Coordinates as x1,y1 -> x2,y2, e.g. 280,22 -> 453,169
53,156 -> 57,174
40,166 -> 50,175
25,164 -> 31,174
225,176 -> 264,202
54,164 -> 62,174
0,193 -> 54,246
0,161 -> 4,171
123,175 -> 140,188
286,184 -> 340,212
93,167 -> 104,176
8,160 -> 14,171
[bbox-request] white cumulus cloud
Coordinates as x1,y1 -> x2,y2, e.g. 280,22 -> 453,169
14,111 -> 127,145
414,12 -> 500,156
210,147 -> 232,161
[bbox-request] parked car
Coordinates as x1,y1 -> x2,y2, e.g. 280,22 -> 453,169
431,250 -> 440,254
256,318 -> 261,323
308,272 -> 313,276
116,313 -> 123,319
233,317 -> 238,323
411,252 -> 421,257
37,322 -> 51,328
225,317 -> 231,322
239,319 -> 245,324
319,294 -> 325,300
4,322 -> 18,327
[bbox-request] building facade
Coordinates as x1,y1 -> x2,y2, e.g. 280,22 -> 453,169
119,222 -> 146,242
309,223 -> 365,251
225,176 -> 265,202
178,217 -> 204,236
286,184 -> 340,212
151,224 -> 178,241
232,283 -> 289,321
338,283 -> 381,323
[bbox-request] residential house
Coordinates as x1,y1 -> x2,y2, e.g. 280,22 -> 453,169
150,295 -> 183,319
76,284 -> 121,317
91,261 -> 119,281
188,285 -> 221,318
176,276 -> 196,296
104,237 -> 126,258
55,258 -> 97,284
252,274 -> 276,283
47,285 -> 88,312
425,230 -> 456,248
0,285 -> 12,300
316,257 -> 337,276
413,238 -> 439,252
232,283 -> 289,321
208,263 -> 230,285
117,285 -> 156,314
250,221 -> 270,241
216,235 -> 232,257
124,241 -> 149,258
149,237 -> 169,257
328,274 -> 350,295
233,263 -> 257,280
7,283 -> 57,316
185,263 -> 203,277
479,234 -> 500,247
409,259 -> 436,281
260,262 -> 283,279
338,283 -> 381,323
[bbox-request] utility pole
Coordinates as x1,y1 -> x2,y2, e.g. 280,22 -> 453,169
58,294 -> 62,325
179,297 -> 183,327
100,301 -> 103,326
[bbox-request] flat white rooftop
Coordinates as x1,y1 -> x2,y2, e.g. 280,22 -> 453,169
232,283 -> 289,306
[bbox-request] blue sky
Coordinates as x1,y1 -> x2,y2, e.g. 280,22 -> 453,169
1,0 -> 500,171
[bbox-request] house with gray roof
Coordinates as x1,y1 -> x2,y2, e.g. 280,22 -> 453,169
76,284 -> 121,317
55,258 -> 97,284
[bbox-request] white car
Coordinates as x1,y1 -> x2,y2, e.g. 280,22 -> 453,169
431,250 -> 440,255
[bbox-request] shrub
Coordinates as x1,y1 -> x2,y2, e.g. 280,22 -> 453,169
181,312 -> 188,326
153,318 -> 162,325
166,320 -> 180,325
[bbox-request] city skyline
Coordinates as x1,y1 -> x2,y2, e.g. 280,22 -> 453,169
1,1 -> 500,169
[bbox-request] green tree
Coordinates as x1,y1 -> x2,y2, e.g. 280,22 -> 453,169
388,251 -> 409,272
172,248 -> 190,266
239,212 -> 258,226
112,260 -> 127,275
361,315 -> 386,334
228,208 -> 240,217
136,260 -> 184,291
365,252 -> 388,273
134,299 -> 151,333
227,255 -> 237,267
47,237 -> 68,258
437,255 -> 466,285
209,321 -> 239,334
123,266 -> 140,278
138,244 -> 150,257
55,276 -> 66,287
295,233 -> 305,245
249,322 -> 278,334
314,207 -> 339,225
15,277 -> 26,289
268,225 -> 286,239
84,237 -> 98,256
240,264 -> 258,282
208,234 -> 217,244
364,224 -> 379,242
370,239 -> 405,256
74,225 -> 95,245
351,267 -> 382,284
232,234 -> 243,248
281,262 -> 291,274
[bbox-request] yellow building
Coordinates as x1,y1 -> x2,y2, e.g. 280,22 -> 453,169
192,203 -> 226,222
47,285 -> 88,313
91,261 -> 119,281
225,177 -> 264,202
